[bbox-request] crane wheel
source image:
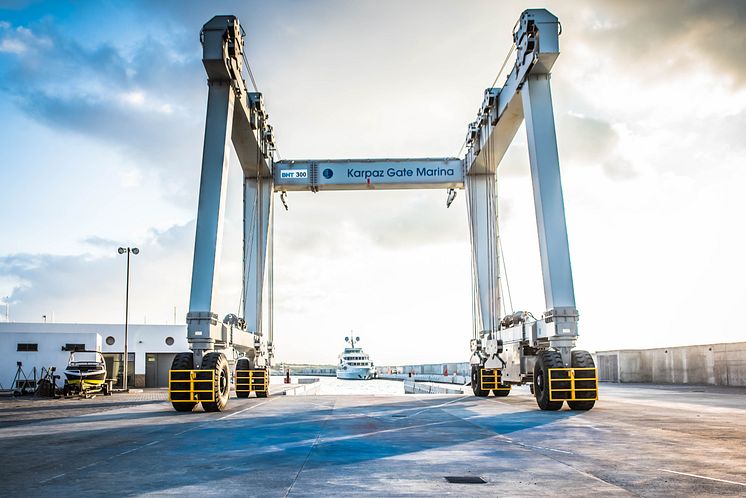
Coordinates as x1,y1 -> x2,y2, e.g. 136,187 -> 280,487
534,350 -> 564,411
256,390 -> 268,398
567,350 -> 596,411
471,365 -> 489,397
170,352 -> 197,412
493,387 -> 510,397
201,352 -> 231,412
235,358 -> 250,398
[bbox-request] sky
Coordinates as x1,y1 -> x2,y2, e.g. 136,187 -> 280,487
1,0 -> 745,365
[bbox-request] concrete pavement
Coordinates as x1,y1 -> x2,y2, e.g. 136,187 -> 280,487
0,383 -> 745,496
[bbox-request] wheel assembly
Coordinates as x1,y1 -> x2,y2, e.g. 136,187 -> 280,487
235,357 -> 251,398
201,352 -> 231,412
471,365 -> 490,397
170,352 -> 197,412
567,350 -> 596,411
533,350 -> 564,411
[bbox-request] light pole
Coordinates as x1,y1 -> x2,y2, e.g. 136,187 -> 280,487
118,246 -> 139,391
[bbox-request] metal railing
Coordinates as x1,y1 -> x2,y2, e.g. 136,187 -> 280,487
168,369 -> 215,402
235,369 -> 268,394
548,367 -> 598,401
480,368 -> 511,392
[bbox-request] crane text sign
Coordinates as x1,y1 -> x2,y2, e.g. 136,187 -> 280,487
279,169 -> 308,180
274,159 -> 464,191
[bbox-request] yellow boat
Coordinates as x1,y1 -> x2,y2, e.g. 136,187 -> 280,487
63,351 -> 108,395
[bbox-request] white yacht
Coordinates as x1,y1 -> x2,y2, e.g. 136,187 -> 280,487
337,336 -> 376,380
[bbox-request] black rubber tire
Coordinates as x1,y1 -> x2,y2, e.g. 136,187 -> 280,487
201,352 -> 231,412
235,358 -> 250,398
534,350 -> 564,411
256,390 -> 268,398
471,365 -> 490,397
493,386 -> 510,397
171,352 -> 197,412
567,350 -> 597,411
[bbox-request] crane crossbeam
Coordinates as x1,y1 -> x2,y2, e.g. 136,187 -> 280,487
274,158 -> 463,192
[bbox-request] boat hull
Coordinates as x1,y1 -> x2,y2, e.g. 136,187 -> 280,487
64,368 -> 107,387
336,367 -> 375,380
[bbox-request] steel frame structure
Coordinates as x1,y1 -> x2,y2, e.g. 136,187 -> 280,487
176,9 -> 593,411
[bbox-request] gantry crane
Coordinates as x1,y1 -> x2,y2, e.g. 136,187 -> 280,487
169,9 -> 597,412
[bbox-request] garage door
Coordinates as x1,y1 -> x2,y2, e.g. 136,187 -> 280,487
145,353 -> 178,388
597,353 -> 619,383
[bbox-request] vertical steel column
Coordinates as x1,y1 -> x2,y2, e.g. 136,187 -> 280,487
522,74 -> 575,311
466,173 -> 501,339
522,73 -> 578,362
187,81 -> 235,362
243,176 -> 272,335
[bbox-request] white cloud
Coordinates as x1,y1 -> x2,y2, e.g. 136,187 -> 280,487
118,168 -> 143,187
120,90 -> 145,106
0,37 -> 26,54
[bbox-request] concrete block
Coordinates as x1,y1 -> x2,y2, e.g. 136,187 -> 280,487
297,378 -> 319,385
725,342 -> 746,386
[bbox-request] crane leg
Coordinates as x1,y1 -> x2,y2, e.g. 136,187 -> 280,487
243,176 -> 272,338
185,81 -> 235,369
522,73 -> 579,367
465,173 -> 501,340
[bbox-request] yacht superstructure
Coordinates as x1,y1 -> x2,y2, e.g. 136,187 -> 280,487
336,336 -> 375,380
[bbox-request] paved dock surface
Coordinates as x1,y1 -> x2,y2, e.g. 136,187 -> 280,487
0,383 -> 745,496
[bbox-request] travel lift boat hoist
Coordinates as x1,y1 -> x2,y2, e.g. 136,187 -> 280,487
169,8 -> 598,412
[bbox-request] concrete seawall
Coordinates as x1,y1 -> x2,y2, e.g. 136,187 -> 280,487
403,379 -> 466,394
379,373 -> 469,385
377,362 -> 471,387
381,341 -> 746,388
378,362 -> 471,377
286,368 -> 336,377
597,341 -> 746,386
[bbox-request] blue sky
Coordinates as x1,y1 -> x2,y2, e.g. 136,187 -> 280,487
1,0 -> 746,364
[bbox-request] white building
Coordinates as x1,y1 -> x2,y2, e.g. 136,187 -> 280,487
0,322 -> 188,389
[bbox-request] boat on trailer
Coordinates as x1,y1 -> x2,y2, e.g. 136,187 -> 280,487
63,350 -> 109,396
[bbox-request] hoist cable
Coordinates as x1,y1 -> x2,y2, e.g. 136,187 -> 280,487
241,50 -> 259,93
268,193 -> 274,348
498,235 -> 514,315
254,149 -> 263,336
493,163 -> 502,328
490,44 -> 516,89
239,178 -> 259,318
456,137 -> 467,159
465,176 -> 477,340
